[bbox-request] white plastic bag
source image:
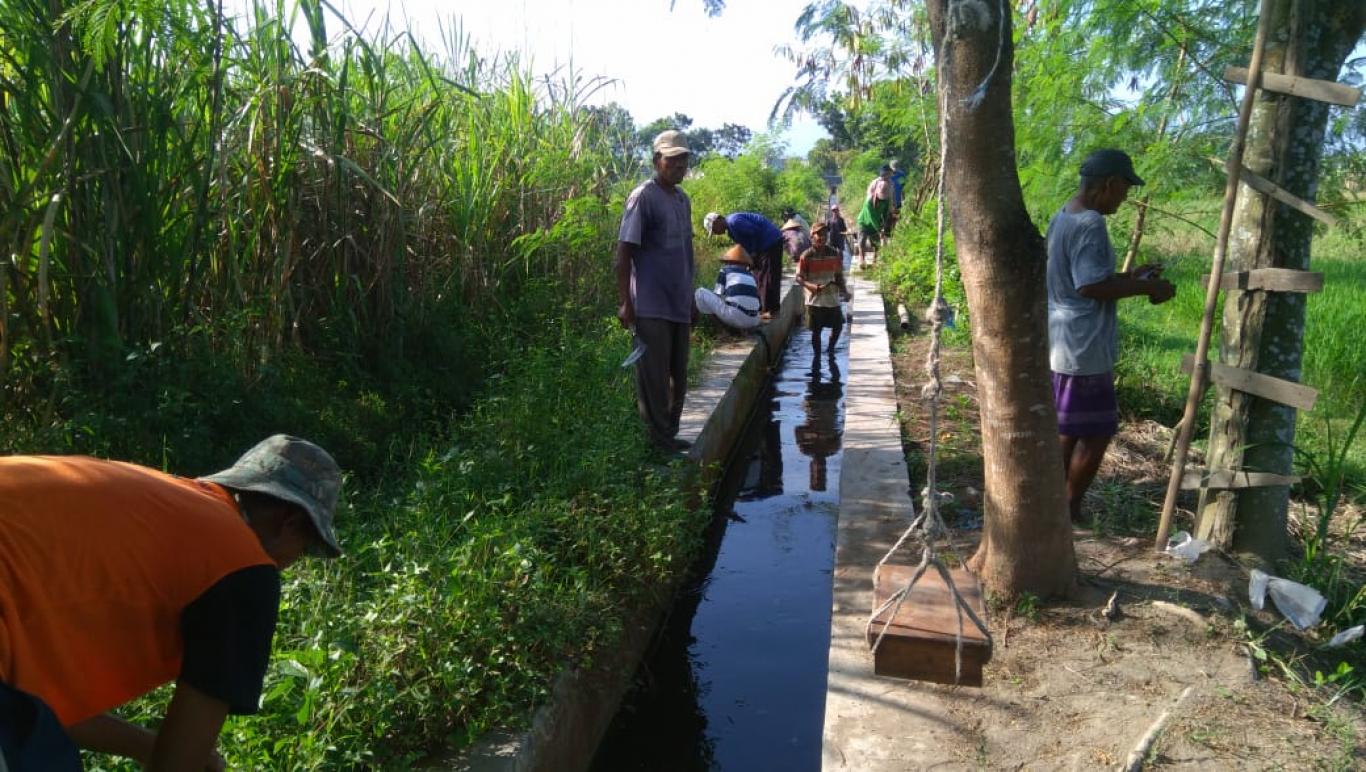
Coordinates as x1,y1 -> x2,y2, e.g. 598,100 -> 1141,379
1164,530 -> 1212,564
1325,625 -> 1363,648
1248,568 -> 1328,630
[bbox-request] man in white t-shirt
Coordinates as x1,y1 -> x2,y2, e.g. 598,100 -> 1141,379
1047,148 -> 1175,524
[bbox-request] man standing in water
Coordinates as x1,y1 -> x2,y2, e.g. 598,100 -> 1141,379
616,130 -> 695,453
1047,149 -> 1175,523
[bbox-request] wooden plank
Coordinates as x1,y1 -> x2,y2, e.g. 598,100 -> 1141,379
1204,157 -> 1338,226
1180,355 -> 1318,411
1180,468 -> 1302,490
1224,65 -> 1361,107
1202,268 -> 1324,293
869,563 -> 990,686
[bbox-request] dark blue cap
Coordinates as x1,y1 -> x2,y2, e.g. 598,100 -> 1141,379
1080,149 -> 1144,186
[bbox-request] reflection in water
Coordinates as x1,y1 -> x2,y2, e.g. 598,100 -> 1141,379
795,353 -> 843,491
592,327 -> 846,772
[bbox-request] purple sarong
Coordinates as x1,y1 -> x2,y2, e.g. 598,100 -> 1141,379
1052,371 -> 1118,437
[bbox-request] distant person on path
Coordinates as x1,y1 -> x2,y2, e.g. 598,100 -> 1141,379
1047,148 -> 1175,524
889,159 -> 908,213
694,245 -> 761,332
616,129 -> 696,453
704,210 -> 785,319
856,165 -> 893,267
779,207 -> 811,235
825,204 -> 848,255
780,217 -> 812,264
0,435 -> 343,771
796,222 -> 851,356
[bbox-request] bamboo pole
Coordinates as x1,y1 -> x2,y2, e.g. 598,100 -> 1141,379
1154,0 -> 1273,551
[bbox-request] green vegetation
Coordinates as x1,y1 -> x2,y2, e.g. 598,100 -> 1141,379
104,329 -> 703,769
1119,218 -> 1366,480
1,0 -> 758,766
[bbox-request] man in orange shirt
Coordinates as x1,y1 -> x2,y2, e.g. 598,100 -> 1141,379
0,435 -> 343,771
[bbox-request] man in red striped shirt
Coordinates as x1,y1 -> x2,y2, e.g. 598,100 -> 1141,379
795,222 -> 851,355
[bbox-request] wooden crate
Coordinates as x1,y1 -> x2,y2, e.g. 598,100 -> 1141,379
867,563 -> 991,686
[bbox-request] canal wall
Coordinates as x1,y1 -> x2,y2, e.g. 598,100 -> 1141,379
442,284 -> 804,772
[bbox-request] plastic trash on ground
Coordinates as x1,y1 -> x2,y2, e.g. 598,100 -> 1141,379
1164,530 -> 1212,564
1325,625 -> 1363,648
1248,568 -> 1328,630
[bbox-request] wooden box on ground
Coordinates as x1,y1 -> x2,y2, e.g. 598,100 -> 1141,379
867,563 -> 991,686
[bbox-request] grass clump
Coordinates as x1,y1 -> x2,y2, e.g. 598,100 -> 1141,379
97,325 -> 707,769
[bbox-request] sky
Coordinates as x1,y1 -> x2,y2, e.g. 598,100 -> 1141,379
300,0 -> 832,156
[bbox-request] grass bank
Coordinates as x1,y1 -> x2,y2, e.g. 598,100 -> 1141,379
1118,213 -> 1366,479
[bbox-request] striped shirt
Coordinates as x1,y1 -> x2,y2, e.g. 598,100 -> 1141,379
797,245 -> 845,308
714,264 -> 760,316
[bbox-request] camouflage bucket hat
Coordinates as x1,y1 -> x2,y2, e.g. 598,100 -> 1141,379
201,434 -> 343,558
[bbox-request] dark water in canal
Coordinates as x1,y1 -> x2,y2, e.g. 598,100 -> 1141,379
591,324 -> 847,772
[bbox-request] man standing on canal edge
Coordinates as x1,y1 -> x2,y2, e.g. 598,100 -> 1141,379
616,130 -> 696,453
1047,148 -> 1175,523
0,434 -> 343,771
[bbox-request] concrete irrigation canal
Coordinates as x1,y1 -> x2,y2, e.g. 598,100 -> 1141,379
451,270 -> 938,771
591,299 -> 848,770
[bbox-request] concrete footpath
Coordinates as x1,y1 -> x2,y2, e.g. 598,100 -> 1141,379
822,274 -> 971,770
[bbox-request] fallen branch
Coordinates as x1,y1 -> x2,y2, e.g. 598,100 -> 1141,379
1121,686 -> 1194,772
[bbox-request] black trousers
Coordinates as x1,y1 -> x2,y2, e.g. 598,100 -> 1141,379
752,242 -> 785,314
634,317 -> 691,445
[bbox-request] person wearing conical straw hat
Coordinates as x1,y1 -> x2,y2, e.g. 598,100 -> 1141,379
703,210 -> 785,319
615,129 -> 696,454
779,217 -> 812,265
695,245 -> 761,332
0,435 -> 343,770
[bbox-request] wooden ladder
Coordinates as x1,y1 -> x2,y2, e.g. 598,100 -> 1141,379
1153,0 -> 1363,550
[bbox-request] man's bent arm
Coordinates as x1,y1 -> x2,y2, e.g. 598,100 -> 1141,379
1077,274 -> 1173,302
148,682 -> 229,772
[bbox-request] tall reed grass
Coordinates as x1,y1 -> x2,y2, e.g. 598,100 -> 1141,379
0,0 -> 629,402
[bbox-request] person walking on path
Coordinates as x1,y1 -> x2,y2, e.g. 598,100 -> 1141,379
694,245 -> 761,332
889,159 -> 908,213
0,435 -> 343,771
616,129 -> 696,453
856,165 -> 893,267
704,210 -> 785,318
779,217 -> 812,264
795,222 -> 851,356
825,204 -> 847,254
1047,148 -> 1175,524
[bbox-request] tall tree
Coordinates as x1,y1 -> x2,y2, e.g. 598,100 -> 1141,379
713,122 -> 753,159
1195,1 -> 1365,561
926,0 -> 1076,597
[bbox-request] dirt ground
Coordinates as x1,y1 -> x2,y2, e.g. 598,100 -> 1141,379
884,316 -> 1365,770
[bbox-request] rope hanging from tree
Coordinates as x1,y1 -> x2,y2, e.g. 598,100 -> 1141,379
865,1 -> 1000,684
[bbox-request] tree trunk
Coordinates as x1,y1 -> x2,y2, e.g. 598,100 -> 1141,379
1195,0 -> 1364,564
928,0 -> 1076,598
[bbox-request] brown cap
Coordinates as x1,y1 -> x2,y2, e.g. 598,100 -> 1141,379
810,221 -> 829,235
652,130 -> 691,158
